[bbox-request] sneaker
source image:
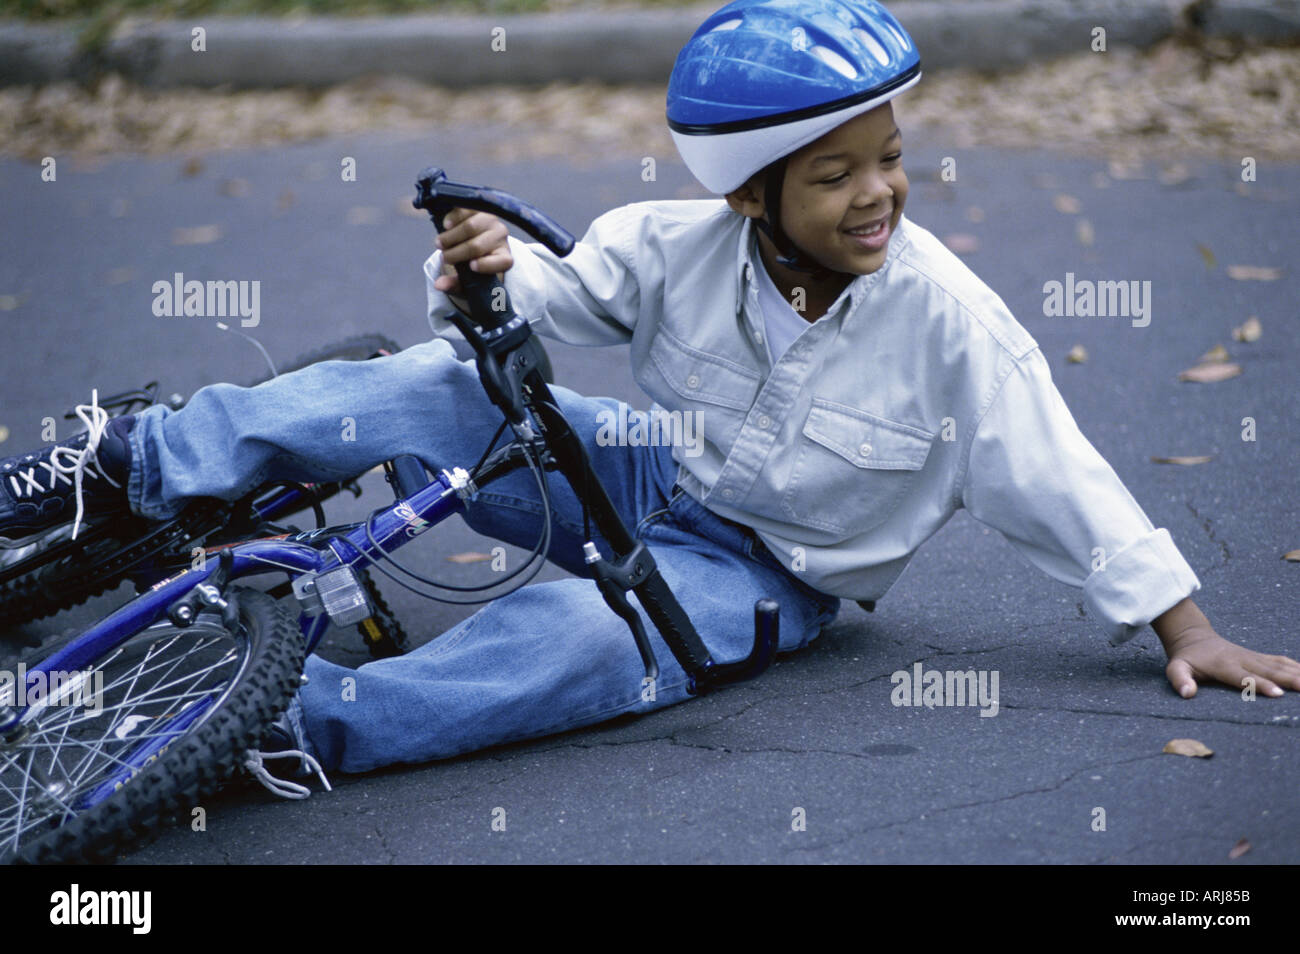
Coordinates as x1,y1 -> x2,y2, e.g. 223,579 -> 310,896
0,393 -> 134,545
241,695 -> 332,799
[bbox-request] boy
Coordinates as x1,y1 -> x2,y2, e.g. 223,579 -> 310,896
2,0 -> 1297,789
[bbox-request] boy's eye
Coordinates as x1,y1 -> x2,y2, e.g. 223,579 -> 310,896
820,172 -> 849,185
884,152 -> 903,164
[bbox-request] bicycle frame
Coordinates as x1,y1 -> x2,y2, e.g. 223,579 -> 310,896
1,469 -> 466,715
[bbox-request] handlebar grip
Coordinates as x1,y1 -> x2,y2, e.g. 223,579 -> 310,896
475,186 -> 576,257
414,167 -> 575,257
634,570 -> 713,675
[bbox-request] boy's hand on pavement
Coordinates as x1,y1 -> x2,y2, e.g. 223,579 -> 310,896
1160,623 -> 1300,699
432,207 -> 513,298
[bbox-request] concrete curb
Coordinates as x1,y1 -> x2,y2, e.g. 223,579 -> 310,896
0,0 -> 1296,88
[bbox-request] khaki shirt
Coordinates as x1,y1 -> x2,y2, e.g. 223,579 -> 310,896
426,199 -> 1200,644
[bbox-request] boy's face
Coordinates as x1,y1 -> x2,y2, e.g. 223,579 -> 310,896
728,103 -> 908,290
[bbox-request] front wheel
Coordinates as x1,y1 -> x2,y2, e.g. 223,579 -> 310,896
0,586 -> 303,864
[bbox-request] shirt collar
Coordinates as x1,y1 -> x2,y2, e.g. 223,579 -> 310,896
734,214 -> 907,319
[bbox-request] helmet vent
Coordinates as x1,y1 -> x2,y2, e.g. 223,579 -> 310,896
709,17 -> 743,32
808,44 -> 858,79
852,28 -> 891,67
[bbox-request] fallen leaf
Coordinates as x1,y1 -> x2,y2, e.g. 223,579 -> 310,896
181,156 -> 204,177
1108,159 -> 1144,180
105,267 -> 135,285
1151,455 -> 1214,465
0,425 -> 8,444
1197,344 -> 1229,363
220,177 -> 250,197
276,189 -> 296,212
1066,344 -> 1088,363
1076,219 -> 1095,246
965,205 -> 985,223
1178,362 -> 1242,383
943,233 -> 979,254
171,224 -> 222,246
1233,316 -> 1262,342
1163,738 -> 1213,757
0,295 -> 20,311
1053,193 -> 1081,214
1282,550 -> 1300,562
1228,838 -> 1251,860
1159,162 -> 1191,185
1226,265 -> 1281,281
1196,243 -> 1216,269
446,551 -> 493,564
346,205 -> 383,226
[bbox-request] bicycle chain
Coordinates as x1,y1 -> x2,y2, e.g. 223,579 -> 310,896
0,500 -> 231,627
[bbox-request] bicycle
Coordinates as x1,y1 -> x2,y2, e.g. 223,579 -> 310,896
0,168 -> 781,864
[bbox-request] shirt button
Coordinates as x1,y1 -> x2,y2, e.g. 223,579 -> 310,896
757,414 -> 772,429
685,373 -> 700,389
754,331 -> 763,342
721,488 -> 735,500
859,442 -> 873,457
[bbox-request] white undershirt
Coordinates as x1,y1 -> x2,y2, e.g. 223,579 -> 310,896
752,256 -> 817,365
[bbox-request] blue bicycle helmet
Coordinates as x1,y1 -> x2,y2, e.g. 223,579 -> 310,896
667,0 -> 921,274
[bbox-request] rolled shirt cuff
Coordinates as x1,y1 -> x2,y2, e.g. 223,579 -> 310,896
1084,528 -> 1201,646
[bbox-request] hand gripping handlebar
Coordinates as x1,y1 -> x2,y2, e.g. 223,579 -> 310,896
412,167 -> 781,693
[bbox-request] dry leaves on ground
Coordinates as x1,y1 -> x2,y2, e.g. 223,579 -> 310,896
1226,265 -> 1282,281
171,224 -> 222,245
446,551 -> 493,564
942,233 -> 979,254
1233,316 -> 1263,342
1163,738 -> 1214,757
1052,194 -> 1081,214
1178,362 -> 1243,383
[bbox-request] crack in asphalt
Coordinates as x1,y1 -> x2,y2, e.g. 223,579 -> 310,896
373,822 -> 397,863
782,752 -> 1164,856
999,702 -> 1297,728
1185,500 -> 1231,572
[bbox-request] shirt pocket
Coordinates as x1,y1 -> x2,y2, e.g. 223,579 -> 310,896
646,329 -> 761,453
780,398 -> 934,537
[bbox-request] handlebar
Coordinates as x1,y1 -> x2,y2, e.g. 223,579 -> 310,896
411,165 -> 781,694
413,167 -> 576,256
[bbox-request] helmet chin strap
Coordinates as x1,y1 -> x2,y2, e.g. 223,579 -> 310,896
751,156 -> 837,278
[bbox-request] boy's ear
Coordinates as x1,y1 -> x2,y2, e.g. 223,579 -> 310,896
724,172 -> 766,218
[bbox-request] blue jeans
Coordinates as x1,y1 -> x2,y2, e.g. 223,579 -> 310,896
127,339 -> 841,773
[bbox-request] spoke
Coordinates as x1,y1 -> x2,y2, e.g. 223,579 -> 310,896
27,637 -> 234,750
4,749 -> 33,854
0,605 -> 253,858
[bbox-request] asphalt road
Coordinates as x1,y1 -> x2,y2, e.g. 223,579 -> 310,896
0,123 -> 1296,864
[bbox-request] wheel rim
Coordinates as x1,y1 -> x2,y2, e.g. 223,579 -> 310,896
0,612 -> 252,857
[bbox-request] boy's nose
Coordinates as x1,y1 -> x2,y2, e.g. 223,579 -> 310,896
850,171 -> 893,207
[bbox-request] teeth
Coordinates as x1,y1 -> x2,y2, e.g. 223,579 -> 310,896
849,220 -> 885,235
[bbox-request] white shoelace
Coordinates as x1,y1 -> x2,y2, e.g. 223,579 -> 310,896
6,389 -> 121,541
242,748 -> 333,800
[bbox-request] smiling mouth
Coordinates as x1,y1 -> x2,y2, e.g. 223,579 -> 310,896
844,215 -> 890,236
